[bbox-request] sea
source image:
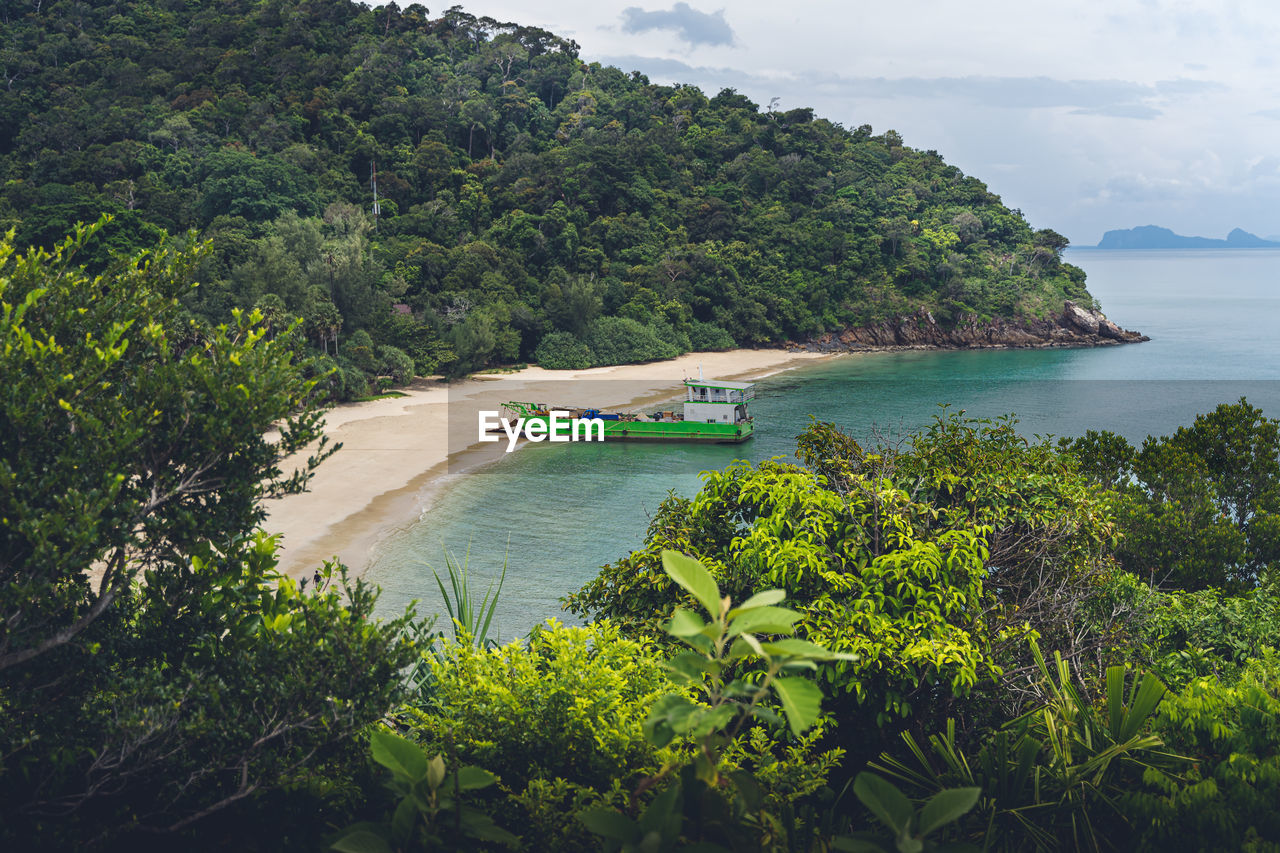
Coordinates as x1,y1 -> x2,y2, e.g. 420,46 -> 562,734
364,249 -> 1280,637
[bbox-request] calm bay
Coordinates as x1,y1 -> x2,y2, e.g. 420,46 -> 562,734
365,249 -> 1280,635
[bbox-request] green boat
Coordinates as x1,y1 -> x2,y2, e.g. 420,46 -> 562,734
501,378 -> 755,444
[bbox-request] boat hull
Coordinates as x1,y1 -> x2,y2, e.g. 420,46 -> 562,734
519,415 -> 754,444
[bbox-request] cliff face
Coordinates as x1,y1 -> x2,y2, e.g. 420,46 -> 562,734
802,302 -> 1148,352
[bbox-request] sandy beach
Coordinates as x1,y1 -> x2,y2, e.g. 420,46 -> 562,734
265,348 -> 835,577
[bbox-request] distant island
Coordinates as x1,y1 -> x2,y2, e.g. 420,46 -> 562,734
1094,225 -> 1280,249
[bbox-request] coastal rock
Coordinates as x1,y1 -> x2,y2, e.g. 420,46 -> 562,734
1062,300 -> 1100,334
800,303 -> 1147,353
1098,319 -> 1125,340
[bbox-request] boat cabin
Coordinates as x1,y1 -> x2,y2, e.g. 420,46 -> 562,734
682,379 -> 754,425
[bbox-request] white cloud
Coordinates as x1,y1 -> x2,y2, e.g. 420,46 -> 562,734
619,3 -> 735,46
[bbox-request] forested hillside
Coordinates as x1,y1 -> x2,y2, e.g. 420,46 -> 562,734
1,0 -> 1096,385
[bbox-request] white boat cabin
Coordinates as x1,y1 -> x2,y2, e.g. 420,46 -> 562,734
682,379 -> 755,425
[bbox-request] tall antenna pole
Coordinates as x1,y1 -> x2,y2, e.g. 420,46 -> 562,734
370,160 -> 381,231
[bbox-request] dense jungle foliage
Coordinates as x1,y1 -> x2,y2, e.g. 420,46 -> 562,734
2,0 -> 1095,389
4,1 -> 1275,849
5,228 -> 1278,850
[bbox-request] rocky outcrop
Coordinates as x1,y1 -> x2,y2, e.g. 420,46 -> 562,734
799,302 -> 1147,353
1062,301 -> 1099,334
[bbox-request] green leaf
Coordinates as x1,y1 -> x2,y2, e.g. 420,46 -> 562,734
668,608 -> 706,638
1106,665 -> 1125,739
916,787 -> 980,836
662,550 -> 722,618
330,830 -> 392,853
760,638 -> 840,658
730,588 -> 786,614
728,769 -> 765,811
749,706 -> 783,728
370,731 -> 430,783
736,632 -> 767,659
459,807 -> 520,846
666,651 -> 717,682
853,772 -> 914,836
637,782 -> 683,838
426,753 -> 446,790
728,606 -> 802,637
1130,672 -> 1169,724
773,676 -> 822,735
390,798 -> 416,844
645,694 -> 701,745
1109,669 -> 1167,741
691,704 -> 737,737
455,765 -> 497,791
579,807 -> 639,841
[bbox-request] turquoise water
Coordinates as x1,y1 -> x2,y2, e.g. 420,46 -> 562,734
365,249 -> 1280,636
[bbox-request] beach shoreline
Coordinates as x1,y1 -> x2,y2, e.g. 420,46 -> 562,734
264,348 -> 835,578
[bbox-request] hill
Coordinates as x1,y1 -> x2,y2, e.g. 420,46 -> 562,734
1095,225 -> 1280,249
0,1 -> 1130,386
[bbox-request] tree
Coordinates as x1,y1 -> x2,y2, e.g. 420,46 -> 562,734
447,308 -> 498,376
544,273 -> 601,337
0,222 -> 416,845
1061,399 -> 1280,591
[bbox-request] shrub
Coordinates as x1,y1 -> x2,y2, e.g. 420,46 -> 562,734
340,328 -> 378,373
876,643 -> 1179,852
394,621 -> 675,851
1127,652 -> 1280,851
689,320 -> 736,351
1138,585 -> 1280,687
579,550 -> 848,852
583,316 -> 679,365
648,317 -> 692,353
404,620 -> 673,791
375,343 -> 415,384
533,331 -> 594,370
571,414 -> 1122,732
333,355 -> 369,400
305,353 -> 343,403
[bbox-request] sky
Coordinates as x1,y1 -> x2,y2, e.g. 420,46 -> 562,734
400,1 -> 1280,245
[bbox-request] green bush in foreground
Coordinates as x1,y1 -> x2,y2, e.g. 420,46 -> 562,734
581,550 -> 850,852
1128,652 -> 1280,851
568,412 -> 1127,750
876,641 -> 1179,852
406,620 -> 672,792
0,222 -> 417,847
388,621 -> 671,850
331,732 -> 518,853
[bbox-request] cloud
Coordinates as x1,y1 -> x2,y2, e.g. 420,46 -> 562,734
1070,104 -> 1163,119
1152,78 -> 1225,96
1085,174 -> 1196,204
619,3 -> 734,46
1248,156 -> 1280,177
801,75 -> 1223,113
594,57 -> 1224,119
600,54 -> 706,78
